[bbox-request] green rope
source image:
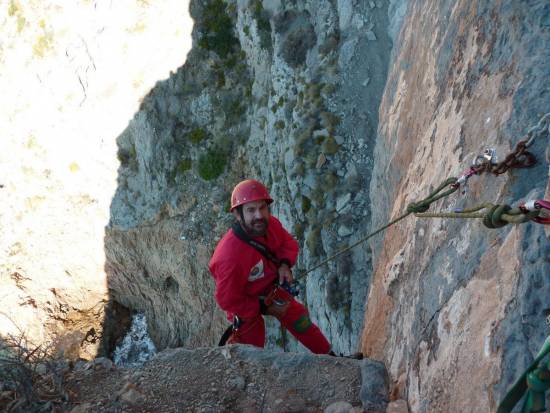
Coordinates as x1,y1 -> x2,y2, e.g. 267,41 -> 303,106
415,203 -> 541,228
406,178 -> 459,214
497,336 -> 550,413
296,177 -> 459,279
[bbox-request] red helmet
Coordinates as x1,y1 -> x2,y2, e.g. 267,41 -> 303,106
230,179 -> 273,211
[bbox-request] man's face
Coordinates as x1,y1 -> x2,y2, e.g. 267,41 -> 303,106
234,200 -> 270,236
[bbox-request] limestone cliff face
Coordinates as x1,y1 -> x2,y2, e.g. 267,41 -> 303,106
106,0 -> 392,353
362,1 -> 550,411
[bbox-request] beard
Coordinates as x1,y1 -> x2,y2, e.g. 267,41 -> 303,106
243,217 -> 269,236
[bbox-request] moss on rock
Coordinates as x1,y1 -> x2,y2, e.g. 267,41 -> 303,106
189,128 -> 207,144
198,147 -> 227,181
198,0 -> 239,58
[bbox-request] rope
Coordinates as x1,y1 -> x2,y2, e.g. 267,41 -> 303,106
295,177 -> 459,280
415,202 -> 543,228
497,336 -> 550,413
293,114 -> 549,279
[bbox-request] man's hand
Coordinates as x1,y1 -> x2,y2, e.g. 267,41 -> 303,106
278,262 -> 293,285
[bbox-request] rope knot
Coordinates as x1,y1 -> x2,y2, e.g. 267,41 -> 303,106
407,202 -> 430,214
483,204 -> 511,228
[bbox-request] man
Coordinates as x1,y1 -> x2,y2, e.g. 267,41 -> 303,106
209,179 -> 332,354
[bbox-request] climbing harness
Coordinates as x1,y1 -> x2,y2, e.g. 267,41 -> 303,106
218,221 -> 299,346
231,221 -> 299,296
497,335 -> 550,413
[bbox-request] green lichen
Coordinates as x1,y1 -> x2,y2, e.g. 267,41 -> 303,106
177,158 -> 192,173
216,70 -> 226,87
252,0 -> 271,49
310,187 -> 325,207
306,227 -> 322,256
223,53 -> 238,69
189,128 -> 207,144
320,111 -> 341,132
293,125 -> 313,156
274,120 -> 285,130
258,116 -> 267,129
236,62 -> 248,76
198,147 -> 227,180
293,222 -> 304,240
301,196 -> 311,214
322,83 -> 337,96
321,136 -> 339,155
323,171 -> 338,189
226,99 -> 246,122
198,0 -> 239,58
305,208 -> 317,223
306,83 -> 322,100
319,34 -> 339,56
304,150 -> 319,168
291,162 -> 305,178
117,145 -> 137,170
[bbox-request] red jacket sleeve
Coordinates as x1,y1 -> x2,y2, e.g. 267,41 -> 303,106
270,217 -> 299,267
211,259 -> 260,318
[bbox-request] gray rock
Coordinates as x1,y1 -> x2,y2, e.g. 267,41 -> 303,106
227,375 -> 246,390
338,225 -> 353,237
280,23 -> 317,68
324,401 -> 353,413
70,403 -> 92,413
387,399 -> 409,413
336,193 -> 352,212
339,38 -> 358,68
93,357 -> 114,371
334,135 -> 345,145
337,0 -> 353,31
313,128 -> 330,139
360,359 -> 388,412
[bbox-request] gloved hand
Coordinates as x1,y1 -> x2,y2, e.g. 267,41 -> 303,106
278,262 -> 293,285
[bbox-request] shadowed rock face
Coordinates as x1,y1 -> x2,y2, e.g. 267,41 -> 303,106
362,1 -> 550,411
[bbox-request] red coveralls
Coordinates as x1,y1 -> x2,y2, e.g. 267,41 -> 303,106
209,215 -> 331,354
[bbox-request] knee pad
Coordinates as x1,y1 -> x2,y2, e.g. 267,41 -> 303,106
293,314 -> 312,333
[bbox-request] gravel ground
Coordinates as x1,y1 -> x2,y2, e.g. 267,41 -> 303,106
65,345 -> 388,413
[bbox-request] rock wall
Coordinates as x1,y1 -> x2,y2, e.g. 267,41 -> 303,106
106,0 -> 393,354
362,1 -> 550,411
